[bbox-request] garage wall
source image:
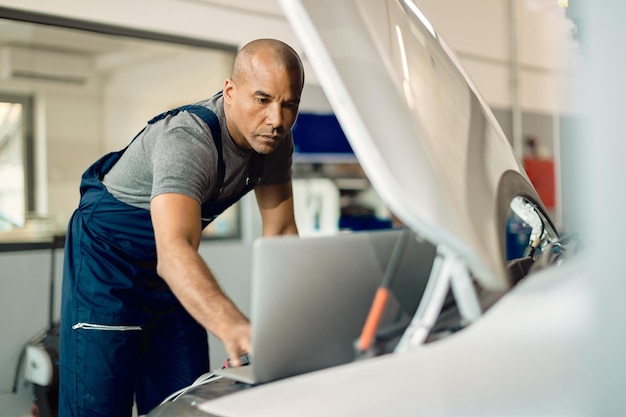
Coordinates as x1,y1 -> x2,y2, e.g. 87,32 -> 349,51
415,0 -> 579,231
416,0 -> 578,113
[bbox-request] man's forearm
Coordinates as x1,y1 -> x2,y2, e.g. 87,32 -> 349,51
156,244 -> 248,339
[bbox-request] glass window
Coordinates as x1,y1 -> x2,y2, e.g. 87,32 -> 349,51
0,94 -> 32,231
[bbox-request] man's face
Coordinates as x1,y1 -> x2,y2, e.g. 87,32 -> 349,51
223,60 -> 301,155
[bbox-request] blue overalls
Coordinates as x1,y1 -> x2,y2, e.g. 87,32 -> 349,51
59,105 -> 263,417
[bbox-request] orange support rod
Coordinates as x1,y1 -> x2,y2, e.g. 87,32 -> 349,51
357,287 -> 390,351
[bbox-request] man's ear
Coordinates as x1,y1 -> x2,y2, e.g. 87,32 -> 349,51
223,78 -> 235,102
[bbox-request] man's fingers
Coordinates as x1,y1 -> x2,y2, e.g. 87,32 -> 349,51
229,356 -> 241,367
223,320 -> 252,367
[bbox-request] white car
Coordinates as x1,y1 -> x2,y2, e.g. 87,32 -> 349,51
146,1 -> 589,416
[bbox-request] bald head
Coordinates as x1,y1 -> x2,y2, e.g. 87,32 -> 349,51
231,38 -> 305,93
222,39 -> 305,154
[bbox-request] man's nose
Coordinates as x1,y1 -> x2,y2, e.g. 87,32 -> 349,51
266,103 -> 284,130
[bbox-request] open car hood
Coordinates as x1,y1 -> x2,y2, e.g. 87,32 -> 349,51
281,0 -> 556,290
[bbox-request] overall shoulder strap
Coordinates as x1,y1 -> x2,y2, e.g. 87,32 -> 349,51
148,104 -> 225,197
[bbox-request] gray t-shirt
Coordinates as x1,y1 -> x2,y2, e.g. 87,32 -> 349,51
102,93 -> 293,210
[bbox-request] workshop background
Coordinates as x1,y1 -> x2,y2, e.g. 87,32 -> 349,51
0,1 -> 579,415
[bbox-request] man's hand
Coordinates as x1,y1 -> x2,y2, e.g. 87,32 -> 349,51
222,320 -> 252,367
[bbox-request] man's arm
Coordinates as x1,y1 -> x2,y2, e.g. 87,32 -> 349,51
151,192 -> 251,366
255,181 -> 299,237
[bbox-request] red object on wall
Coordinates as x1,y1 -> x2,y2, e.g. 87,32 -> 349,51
523,157 -> 555,210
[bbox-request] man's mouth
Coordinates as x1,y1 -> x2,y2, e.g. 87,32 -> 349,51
260,134 -> 280,142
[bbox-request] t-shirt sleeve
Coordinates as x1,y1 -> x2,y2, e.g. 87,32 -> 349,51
150,117 -> 217,203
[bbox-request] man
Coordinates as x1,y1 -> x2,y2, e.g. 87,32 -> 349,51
59,38 -> 304,417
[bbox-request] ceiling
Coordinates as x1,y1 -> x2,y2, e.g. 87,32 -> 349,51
0,1 -> 315,78
0,16 -> 224,73
179,0 -> 284,18
0,0 -> 288,57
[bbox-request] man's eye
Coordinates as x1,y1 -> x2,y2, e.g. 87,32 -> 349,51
256,97 -> 269,104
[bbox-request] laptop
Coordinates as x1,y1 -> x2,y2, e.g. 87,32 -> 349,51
214,228 -> 435,384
